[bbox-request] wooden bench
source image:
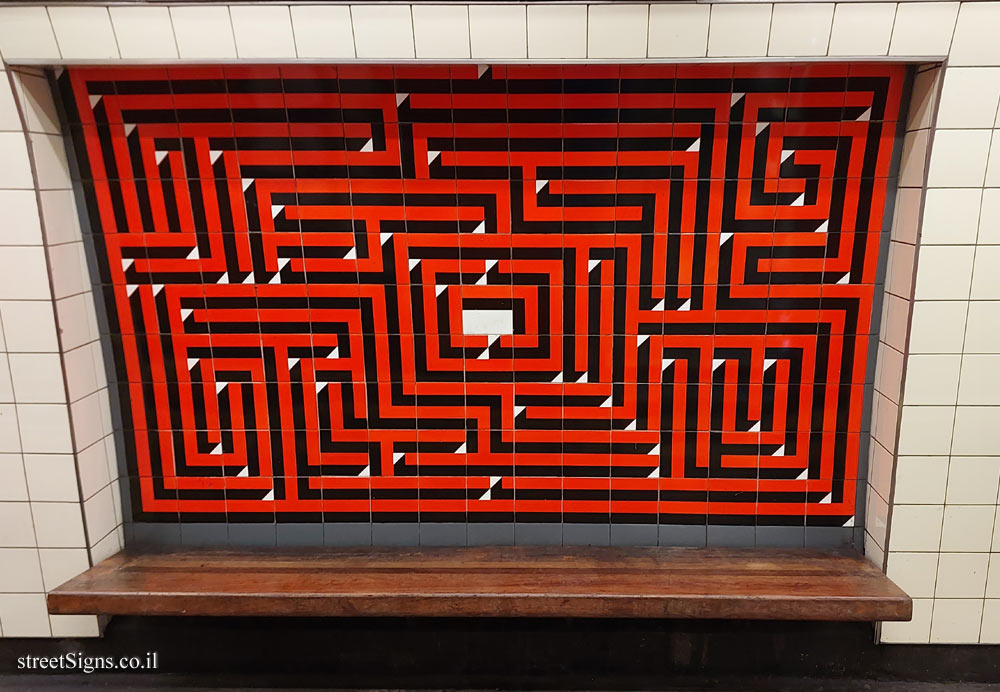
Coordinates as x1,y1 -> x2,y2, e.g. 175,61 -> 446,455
46,546 -> 911,621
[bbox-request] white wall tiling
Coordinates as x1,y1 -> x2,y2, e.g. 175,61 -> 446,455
0,0 -> 997,644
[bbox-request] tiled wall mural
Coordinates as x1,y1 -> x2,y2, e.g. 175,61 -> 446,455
60,64 -> 905,546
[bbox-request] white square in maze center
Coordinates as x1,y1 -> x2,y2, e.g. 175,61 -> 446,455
462,308 -> 514,335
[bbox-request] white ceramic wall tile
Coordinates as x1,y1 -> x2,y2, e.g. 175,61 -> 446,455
926,129 -> 992,188
414,5 -> 471,60
827,3 -> 896,57
31,501 -> 86,549
897,406 -> 956,456
880,293 -> 911,353
17,403 -> 72,455
964,302 -> 1000,353
289,6 -> 355,59
9,353 -> 66,404
351,5 -> 415,60
885,240 -> 916,298
886,552 -> 940,598
872,392 -> 899,453
89,526 -> 121,563
469,5 -> 526,60
27,133 -> 71,191
0,502 -> 36,548
875,342 -> 904,402
527,5 -> 586,59
0,406 -> 22,454
930,598 -> 985,643
881,597 -> 933,643
0,190 -> 43,247
869,441 -> 895,502
768,3 -> 833,57
920,188 -> 983,244
588,4 -> 648,59
952,406 -> 1000,456
941,505 -> 996,552
109,6 -> 177,60
971,246 -> 1000,299
907,68 -> 942,133
903,354 -> 962,405
958,355 -> 1000,404
888,504 -> 945,552
981,599 -> 1000,643
47,6 -> 119,61
894,456 -> 949,505
0,133 -> 35,190
0,594 -> 50,637
170,6 -> 237,60
888,1 -> 959,57
986,134 -> 1000,188
899,129 -> 931,188
0,301 -> 58,353
0,78 -> 19,133
54,294 -> 97,353
0,7 -> 60,61
936,552 -> 990,597
230,5 -> 296,59
867,489 -> 890,547
0,356 -> 14,404
0,248 -> 52,301
913,245 -> 975,300
936,69 -> 1000,130
707,4 -> 772,58
0,548 -> 43,592
12,73 -> 59,138
37,190 -> 82,247
946,457 -> 1000,505
24,454 -> 78,503
76,440 -> 109,502
0,455 -> 28,502
647,4 -> 709,58
949,1 -> 1000,67
909,301 -> 968,354
37,548 -> 88,591
980,189 -> 1000,245
49,614 -> 100,638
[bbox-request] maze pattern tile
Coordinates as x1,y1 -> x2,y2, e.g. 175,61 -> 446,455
62,64 -> 905,531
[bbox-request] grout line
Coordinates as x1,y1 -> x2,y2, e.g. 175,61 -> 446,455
286,5 -> 299,60
104,6 -> 122,61
166,6 -> 181,60
347,5 -> 358,60
43,7 -> 63,62
227,6 -> 239,60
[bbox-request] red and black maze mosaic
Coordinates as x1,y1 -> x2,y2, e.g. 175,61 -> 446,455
61,64 -> 905,540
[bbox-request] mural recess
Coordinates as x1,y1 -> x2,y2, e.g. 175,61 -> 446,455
59,63 -> 906,545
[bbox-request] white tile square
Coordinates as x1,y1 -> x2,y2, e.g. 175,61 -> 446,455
351,5 -> 415,59
959,355 -> 1000,405
899,129 -> 930,188
980,189 -> 1000,245
903,354 -> 961,405
950,1 -> 1000,67
31,501 -> 86,548
469,5 -> 526,59
936,68 -> 1000,130
48,242 -> 88,300
170,6 -> 237,60
90,527 -> 122,563
926,129 -> 992,188
0,7 -> 60,61
13,73 -> 60,136
0,301 -> 59,353
869,488 -> 890,548
76,439 -> 110,502
230,5 -> 296,59
28,133 -> 71,191
50,614 -> 101,638
875,342 -> 903,402
290,6 -> 355,59
55,294 -> 98,353
527,5 -> 586,59
886,552 -> 939,598
889,1 -> 959,56
896,405 -> 955,456
47,6 -> 119,60
0,190 -> 43,247
828,3 -> 896,56
987,134 -> 1000,188
0,454 -> 27,501
988,555 -> 1000,598
964,302 -> 1000,353
0,548 -> 43,592
0,594 -> 50,638
952,406 -> 1000,456
981,599 -> 1000,643
768,3 -> 833,57
63,344 -> 99,405
413,5 -> 470,59
920,188 -> 982,244
83,485 -> 117,545
0,248 -> 51,300
872,392 -> 899,453
24,454 -> 78,503
0,78 -> 19,133
880,293 -> 910,353
884,240 -> 916,299
0,133 -> 35,190
0,501 -> 36,548
887,504 -> 944,552
946,457 -> 1000,505
881,597 -> 932,643
893,456 -> 949,505
907,67 -> 942,132
17,403 -> 72,454
0,405 -> 21,454
39,189 -> 83,248
941,505 -> 996,552
936,552 -> 990,597
913,245 -> 975,300
109,6 -> 177,60
10,353 -> 66,404
0,358 -> 13,404
647,4 -> 709,58
707,4 -> 771,57
588,4 -> 648,59
910,301 -> 967,354
868,440 -> 894,502
972,246 -> 1000,299
930,598 -> 985,643
38,548 -> 89,591
865,530 -> 885,568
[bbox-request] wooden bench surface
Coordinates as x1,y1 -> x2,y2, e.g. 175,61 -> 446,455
46,546 -> 911,621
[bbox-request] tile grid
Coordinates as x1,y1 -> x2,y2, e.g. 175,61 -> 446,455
0,0 -> 998,643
